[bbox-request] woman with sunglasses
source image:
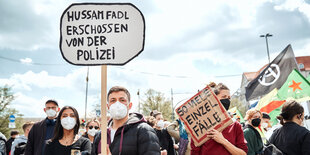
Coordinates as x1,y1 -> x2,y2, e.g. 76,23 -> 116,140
44,106 -> 91,155
83,119 -> 100,144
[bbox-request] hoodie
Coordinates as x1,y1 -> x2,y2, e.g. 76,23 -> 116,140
92,113 -> 161,155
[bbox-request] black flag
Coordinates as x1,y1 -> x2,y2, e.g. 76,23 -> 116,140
245,44 -> 298,101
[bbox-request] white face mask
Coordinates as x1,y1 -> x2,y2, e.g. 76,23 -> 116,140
87,128 -> 98,137
109,101 -> 128,120
156,120 -> 164,129
46,109 -> 57,117
262,123 -> 268,128
61,117 -> 76,130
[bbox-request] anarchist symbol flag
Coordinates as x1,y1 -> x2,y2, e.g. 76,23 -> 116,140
245,44 -> 299,101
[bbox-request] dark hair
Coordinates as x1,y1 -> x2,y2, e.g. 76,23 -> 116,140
22,122 -> 34,132
10,130 -> 19,136
145,116 -> 156,127
150,110 -> 162,118
208,82 -> 229,95
262,112 -> 271,119
52,106 -> 80,141
107,86 -> 131,102
277,100 -> 304,125
46,99 -> 58,106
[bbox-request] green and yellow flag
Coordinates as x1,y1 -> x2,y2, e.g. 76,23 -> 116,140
277,69 -> 310,102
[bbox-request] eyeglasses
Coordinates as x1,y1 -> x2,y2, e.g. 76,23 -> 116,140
88,126 -> 99,130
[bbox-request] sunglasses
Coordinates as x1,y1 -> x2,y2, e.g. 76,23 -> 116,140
88,126 -> 99,130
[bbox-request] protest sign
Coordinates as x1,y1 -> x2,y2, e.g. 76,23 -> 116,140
60,3 -> 145,155
60,3 -> 145,65
175,86 -> 233,147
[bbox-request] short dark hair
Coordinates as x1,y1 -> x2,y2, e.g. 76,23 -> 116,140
46,99 -> 58,106
22,122 -> 34,132
150,110 -> 162,118
52,106 -> 80,141
145,116 -> 156,127
277,100 -> 304,125
10,130 -> 19,136
107,86 -> 131,102
262,112 -> 271,119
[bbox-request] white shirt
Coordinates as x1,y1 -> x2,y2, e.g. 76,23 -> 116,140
110,128 -> 116,143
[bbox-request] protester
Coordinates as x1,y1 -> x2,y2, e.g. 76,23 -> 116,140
25,99 -> 60,155
243,109 -> 263,155
82,119 -> 100,144
44,106 -> 91,155
167,118 -> 191,155
11,122 -> 34,155
261,112 -> 271,132
151,110 -> 164,121
146,116 -> 157,128
152,111 -> 176,155
0,132 -> 7,155
191,82 -> 248,155
269,100 -> 310,154
6,130 -> 19,155
92,86 -> 161,155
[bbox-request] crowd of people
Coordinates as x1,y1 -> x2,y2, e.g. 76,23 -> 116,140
0,84 -> 310,155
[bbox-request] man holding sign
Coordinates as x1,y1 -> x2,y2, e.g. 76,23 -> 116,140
182,83 -> 247,155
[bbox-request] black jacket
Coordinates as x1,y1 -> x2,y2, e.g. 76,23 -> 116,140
92,113 -> 161,155
270,122 -> 310,155
155,128 -> 176,155
25,118 -> 54,155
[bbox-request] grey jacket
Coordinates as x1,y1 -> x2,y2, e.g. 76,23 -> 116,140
11,135 -> 27,155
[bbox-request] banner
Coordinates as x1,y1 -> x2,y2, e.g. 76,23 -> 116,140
246,44 -> 298,101
175,86 -> 233,147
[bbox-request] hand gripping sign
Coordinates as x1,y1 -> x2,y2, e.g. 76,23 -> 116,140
175,86 -> 233,147
60,3 -> 145,65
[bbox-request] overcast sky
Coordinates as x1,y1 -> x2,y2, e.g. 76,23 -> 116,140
0,0 -> 310,118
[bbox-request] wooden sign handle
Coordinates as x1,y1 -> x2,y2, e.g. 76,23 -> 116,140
101,65 -> 107,155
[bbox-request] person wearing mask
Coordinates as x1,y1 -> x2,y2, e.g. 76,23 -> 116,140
92,86 -> 160,155
151,111 -> 176,155
191,82 -> 248,155
44,106 -> 91,155
6,130 -> 19,155
256,112 -> 271,144
11,122 -> 34,155
269,100 -> 310,155
243,109 -> 263,155
82,119 -> 100,144
25,100 -> 60,155
261,112 -> 271,132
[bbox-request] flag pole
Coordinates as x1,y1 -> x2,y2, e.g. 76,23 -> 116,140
101,65 -> 107,155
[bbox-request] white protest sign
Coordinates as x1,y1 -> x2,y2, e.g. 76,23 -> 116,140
60,3 -> 145,65
175,86 -> 233,147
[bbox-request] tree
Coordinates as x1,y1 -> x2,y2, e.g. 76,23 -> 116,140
141,89 -> 172,121
0,85 -> 23,138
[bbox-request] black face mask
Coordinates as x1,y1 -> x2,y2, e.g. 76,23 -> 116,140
251,118 -> 261,127
220,99 -> 230,111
